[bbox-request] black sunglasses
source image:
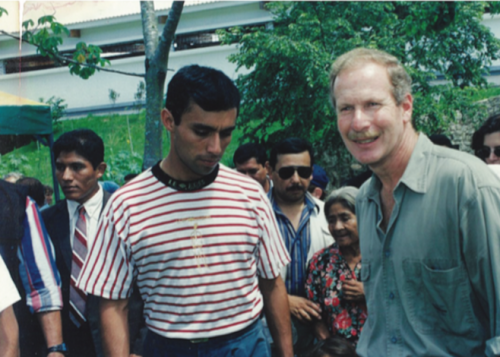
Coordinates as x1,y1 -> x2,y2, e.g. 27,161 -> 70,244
278,166 -> 313,180
476,146 -> 500,160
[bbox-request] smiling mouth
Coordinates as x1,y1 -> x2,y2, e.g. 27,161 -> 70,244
353,137 -> 378,144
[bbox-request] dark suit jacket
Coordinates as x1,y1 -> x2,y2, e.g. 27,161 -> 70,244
42,191 -> 145,356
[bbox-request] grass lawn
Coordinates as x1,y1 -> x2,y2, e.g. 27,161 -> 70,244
0,111 -> 243,188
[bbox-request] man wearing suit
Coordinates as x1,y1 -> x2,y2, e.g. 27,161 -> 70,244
42,129 -> 144,357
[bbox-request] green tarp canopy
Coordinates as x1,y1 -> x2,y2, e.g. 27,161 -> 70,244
0,91 -> 52,136
0,91 -> 60,201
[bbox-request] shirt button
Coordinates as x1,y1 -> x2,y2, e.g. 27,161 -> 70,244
385,250 -> 391,257
389,292 -> 395,300
391,336 -> 397,344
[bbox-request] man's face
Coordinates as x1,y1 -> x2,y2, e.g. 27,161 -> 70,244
55,151 -> 105,204
270,151 -> 312,205
334,61 -> 413,169
162,103 -> 237,181
483,131 -> 500,165
235,158 -> 268,187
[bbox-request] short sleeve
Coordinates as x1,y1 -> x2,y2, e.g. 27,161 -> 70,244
254,190 -> 290,279
77,198 -> 135,300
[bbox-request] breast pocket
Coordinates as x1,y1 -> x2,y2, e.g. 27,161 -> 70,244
402,259 -> 477,337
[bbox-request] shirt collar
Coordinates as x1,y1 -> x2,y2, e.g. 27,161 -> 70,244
364,133 -> 431,201
66,185 -> 103,218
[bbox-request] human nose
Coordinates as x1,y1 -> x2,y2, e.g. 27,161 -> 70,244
351,108 -> 370,132
488,148 -> 498,162
61,167 -> 73,181
207,133 -> 222,156
334,220 -> 345,231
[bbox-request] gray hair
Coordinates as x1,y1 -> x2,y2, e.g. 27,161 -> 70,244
324,186 -> 360,218
3,172 -> 24,183
329,47 -> 412,108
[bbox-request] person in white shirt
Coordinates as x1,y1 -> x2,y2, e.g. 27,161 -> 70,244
0,255 -> 21,357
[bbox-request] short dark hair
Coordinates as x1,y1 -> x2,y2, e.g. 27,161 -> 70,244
233,143 -> 267,166
471,114 -> 500,155
165,65 -> 240,125
16,177 -> 45,207
53,129 -> 104,169
269,137 -> 314,169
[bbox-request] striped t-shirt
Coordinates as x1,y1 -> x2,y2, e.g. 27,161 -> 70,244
77,163 -> 290,339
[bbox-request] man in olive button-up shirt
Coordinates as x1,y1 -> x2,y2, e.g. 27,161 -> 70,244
329,47 -> 500,357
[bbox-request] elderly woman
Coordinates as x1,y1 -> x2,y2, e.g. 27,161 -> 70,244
305,186 -> 366,345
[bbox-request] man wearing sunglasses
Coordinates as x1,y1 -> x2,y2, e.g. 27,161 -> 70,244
267,137 -> 333,356
472,114 -> 500,165
233,143 -> 272,193
330,47 -> 500,357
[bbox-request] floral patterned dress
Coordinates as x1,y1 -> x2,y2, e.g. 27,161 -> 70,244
305,243 -> 367,344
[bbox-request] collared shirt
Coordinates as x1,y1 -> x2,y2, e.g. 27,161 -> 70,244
356,134 -> 500,357
268,190 -> 316,297
18,197 -> 62,312
66,185 -> 103,248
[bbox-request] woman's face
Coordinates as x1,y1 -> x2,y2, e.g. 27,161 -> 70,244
327,202 -> 359,247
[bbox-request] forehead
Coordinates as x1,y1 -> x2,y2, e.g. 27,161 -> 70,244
328,201 -> 352,215
333,62 -> 393,103
181,102 -> 237,126
236,157 -> 262,168
276,151 -> 311,167
484,131 -> 500,146
56,151 -> 92,165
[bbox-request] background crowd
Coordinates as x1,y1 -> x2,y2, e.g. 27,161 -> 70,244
1,48 -> 500,357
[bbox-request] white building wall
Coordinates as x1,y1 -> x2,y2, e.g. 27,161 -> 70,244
0,44 -> 246,110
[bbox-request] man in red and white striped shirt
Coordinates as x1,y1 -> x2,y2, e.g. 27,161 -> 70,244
78,65 -> 293,357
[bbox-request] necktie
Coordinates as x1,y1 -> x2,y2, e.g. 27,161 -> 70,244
69,205 -> 88,327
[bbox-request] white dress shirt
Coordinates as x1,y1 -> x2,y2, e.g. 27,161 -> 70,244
66,186 -> 104,248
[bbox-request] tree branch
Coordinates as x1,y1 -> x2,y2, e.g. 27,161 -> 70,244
155,1 -> 184,69
0,30 -> 146,78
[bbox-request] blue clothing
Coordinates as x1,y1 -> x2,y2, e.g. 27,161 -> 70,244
18,197 -> 62,312
356,134 -> 500,357
143,319 -> 270,357
268,190 -> 315,297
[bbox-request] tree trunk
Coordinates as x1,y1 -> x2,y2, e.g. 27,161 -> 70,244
141,1 -> 184,170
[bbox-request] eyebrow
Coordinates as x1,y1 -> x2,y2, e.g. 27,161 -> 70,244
191,123 -> 236,133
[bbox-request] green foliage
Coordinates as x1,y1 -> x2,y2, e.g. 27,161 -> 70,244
19,15 -> 109,80
70,42 -> 110,79
40,96 -> 68,127
0,153 -> 32,178
219,1 -> 500,182
0,7 -> 8,17
103,150 -> 142,185
108,89 -> 120,106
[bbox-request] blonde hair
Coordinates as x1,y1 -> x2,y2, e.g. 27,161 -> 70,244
329,48 -> 412,108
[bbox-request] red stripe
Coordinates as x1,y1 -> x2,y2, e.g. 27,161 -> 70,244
144,284 -> 260,307
137,262 -> 256,282
140,281 -> 255,299
133,230 -> 259,253
137,248 -> 254,267
146,306 -> 255,325
146,312 -> 261,334
144,299 -> 254,316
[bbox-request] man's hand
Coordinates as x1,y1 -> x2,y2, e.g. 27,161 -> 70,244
288,295 -> 321,322
343,279 -> 365,301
